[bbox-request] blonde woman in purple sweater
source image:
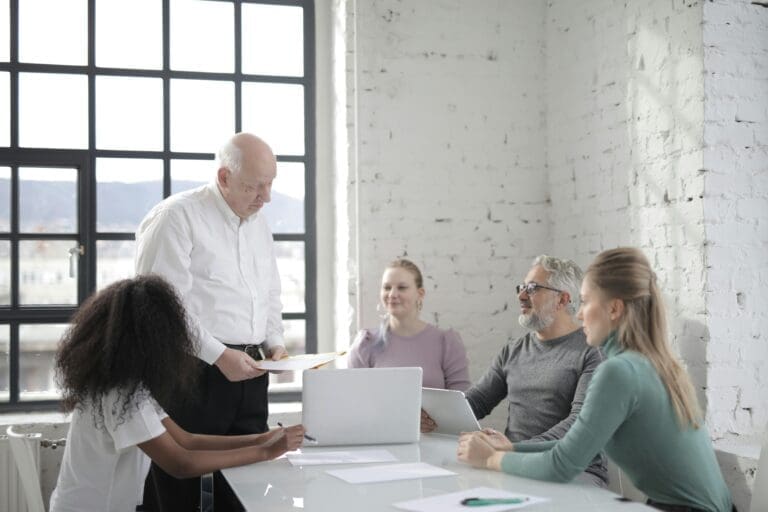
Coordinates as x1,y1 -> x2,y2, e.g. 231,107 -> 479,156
348,258 -> 471,391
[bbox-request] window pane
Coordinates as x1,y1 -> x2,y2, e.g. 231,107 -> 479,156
171,79 -> 234,152
171,159 -> 213,195
242,83 -> 304,156
96,158 -> 163,232
19,167 -> 77,234
97,240 -> 135,290
0,72 -> 8,146
19,323 -> 66,401
19,73 -> 88,149
275,241 -> 304,314
170,0 -> 233,73
0,325 -> 8,402
0,0 -> 8,62
0,166 -> 8,231
269,319 -> 305,389
242,4 -> 303,77
19,0 -> 86,65
96,76 -> 163,150
0,241 -> 8,305
19,240 -> 78,306
263,162 -> 304,234
96,0 -> 162,70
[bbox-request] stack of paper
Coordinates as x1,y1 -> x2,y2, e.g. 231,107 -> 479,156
286,449 -> 397,466
326,463 -> 456,484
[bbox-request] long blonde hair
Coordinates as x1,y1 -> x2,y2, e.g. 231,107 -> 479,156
586,247 -> 701,428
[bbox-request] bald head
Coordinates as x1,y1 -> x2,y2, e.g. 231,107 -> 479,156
217,133 -> 277,220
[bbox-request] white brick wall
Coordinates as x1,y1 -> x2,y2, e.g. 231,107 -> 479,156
545,0 -> 710,404
344,1 -> 550,432
703,0 -> 768,442
337,0 -> 768,454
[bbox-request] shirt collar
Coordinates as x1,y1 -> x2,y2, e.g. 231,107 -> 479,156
208,181 -> 255,227
601,331 -> 623,358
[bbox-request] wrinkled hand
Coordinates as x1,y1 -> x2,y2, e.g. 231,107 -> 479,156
214,348 -> 266,382
457,432 -> 497,469
268,345 -> 287,360
264,345 -> 288,374
420,409 -> 437,433
479,428 -> 514,450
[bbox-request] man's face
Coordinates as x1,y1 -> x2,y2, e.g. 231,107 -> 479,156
219,156 -> 276,220
517,265 -> 561,331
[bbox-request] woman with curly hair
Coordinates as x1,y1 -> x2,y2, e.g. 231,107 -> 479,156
458,248 -> 733,512
50,275 -> 304,512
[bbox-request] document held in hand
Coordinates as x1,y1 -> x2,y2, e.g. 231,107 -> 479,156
255,351 -> 344,371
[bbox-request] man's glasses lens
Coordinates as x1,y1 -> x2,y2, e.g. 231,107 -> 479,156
516,283 -> 561,295
516,283 -> 535,294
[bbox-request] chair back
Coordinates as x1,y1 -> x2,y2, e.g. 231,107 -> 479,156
5,426 -> 46,512
751,425 -> 768,512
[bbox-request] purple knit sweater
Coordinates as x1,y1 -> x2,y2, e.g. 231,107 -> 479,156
347,323 -> 471,391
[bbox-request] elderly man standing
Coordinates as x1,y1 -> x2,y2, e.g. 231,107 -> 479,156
423,255 -> 607,486
135,133 -> 287,510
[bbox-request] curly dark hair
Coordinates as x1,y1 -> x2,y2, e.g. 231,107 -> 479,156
55,274 -> 200,422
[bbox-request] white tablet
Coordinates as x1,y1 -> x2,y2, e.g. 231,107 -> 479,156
421,387 -> 481,436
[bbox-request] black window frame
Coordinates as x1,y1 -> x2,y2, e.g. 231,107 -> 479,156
0,0 -> 316,412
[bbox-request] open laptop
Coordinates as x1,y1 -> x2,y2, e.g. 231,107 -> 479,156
421,387 -> 481,436
301,367 -> 422,446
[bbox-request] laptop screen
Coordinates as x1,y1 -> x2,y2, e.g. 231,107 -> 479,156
301,367 -> 423,446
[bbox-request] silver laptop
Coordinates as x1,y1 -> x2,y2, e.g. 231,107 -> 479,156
421,387 -> 481,436
301,367 -> 422,446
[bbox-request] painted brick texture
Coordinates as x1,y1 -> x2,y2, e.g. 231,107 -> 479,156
348,1 -> 550,429
703,0 -> 768,442
342,0 -> 767,443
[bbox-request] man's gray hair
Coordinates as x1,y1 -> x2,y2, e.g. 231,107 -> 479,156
218,140 -> 242,175
532,255 -> 583,315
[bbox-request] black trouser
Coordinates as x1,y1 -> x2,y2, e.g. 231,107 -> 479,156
142,358 -> 269,512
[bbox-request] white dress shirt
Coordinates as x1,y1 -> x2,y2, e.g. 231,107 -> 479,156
135,182 -> 285,364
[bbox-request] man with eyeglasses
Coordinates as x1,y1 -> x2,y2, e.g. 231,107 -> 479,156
423,255 -> 607,486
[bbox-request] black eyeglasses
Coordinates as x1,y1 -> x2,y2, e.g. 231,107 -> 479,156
516,282 -> 563,295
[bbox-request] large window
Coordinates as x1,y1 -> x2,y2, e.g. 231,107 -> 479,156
0,0 -> 316,411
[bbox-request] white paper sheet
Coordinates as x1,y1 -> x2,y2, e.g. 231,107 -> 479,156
256,352 -> 343,371
326,462 -> 456,484
392,486 -> 549,512
286,449 -> 397,466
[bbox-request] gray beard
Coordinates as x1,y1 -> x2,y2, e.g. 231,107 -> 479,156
518,310 -> 555,331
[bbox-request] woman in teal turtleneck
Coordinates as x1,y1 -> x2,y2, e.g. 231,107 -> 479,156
457,248 -> 733,512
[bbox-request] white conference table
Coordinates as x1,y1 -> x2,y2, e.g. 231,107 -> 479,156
222,434 -> 653,511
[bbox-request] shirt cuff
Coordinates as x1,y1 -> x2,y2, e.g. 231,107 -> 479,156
199,335 -> 227,365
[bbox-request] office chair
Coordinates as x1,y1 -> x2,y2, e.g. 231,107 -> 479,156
6,425 -> 46,512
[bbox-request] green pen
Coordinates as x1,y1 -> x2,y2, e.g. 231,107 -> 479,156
461,497 -> 529,507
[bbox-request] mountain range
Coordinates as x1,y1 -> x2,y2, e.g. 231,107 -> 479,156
0,179 -> 304,234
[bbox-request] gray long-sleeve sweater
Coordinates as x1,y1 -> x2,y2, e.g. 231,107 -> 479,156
465,328 -> 607,484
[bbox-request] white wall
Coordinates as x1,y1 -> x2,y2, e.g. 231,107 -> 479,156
337,0 -> 767,505
342,0 -> 551,431
703,0 -> 768,443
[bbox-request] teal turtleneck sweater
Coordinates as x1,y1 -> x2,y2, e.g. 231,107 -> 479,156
499,333 -> 732,512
